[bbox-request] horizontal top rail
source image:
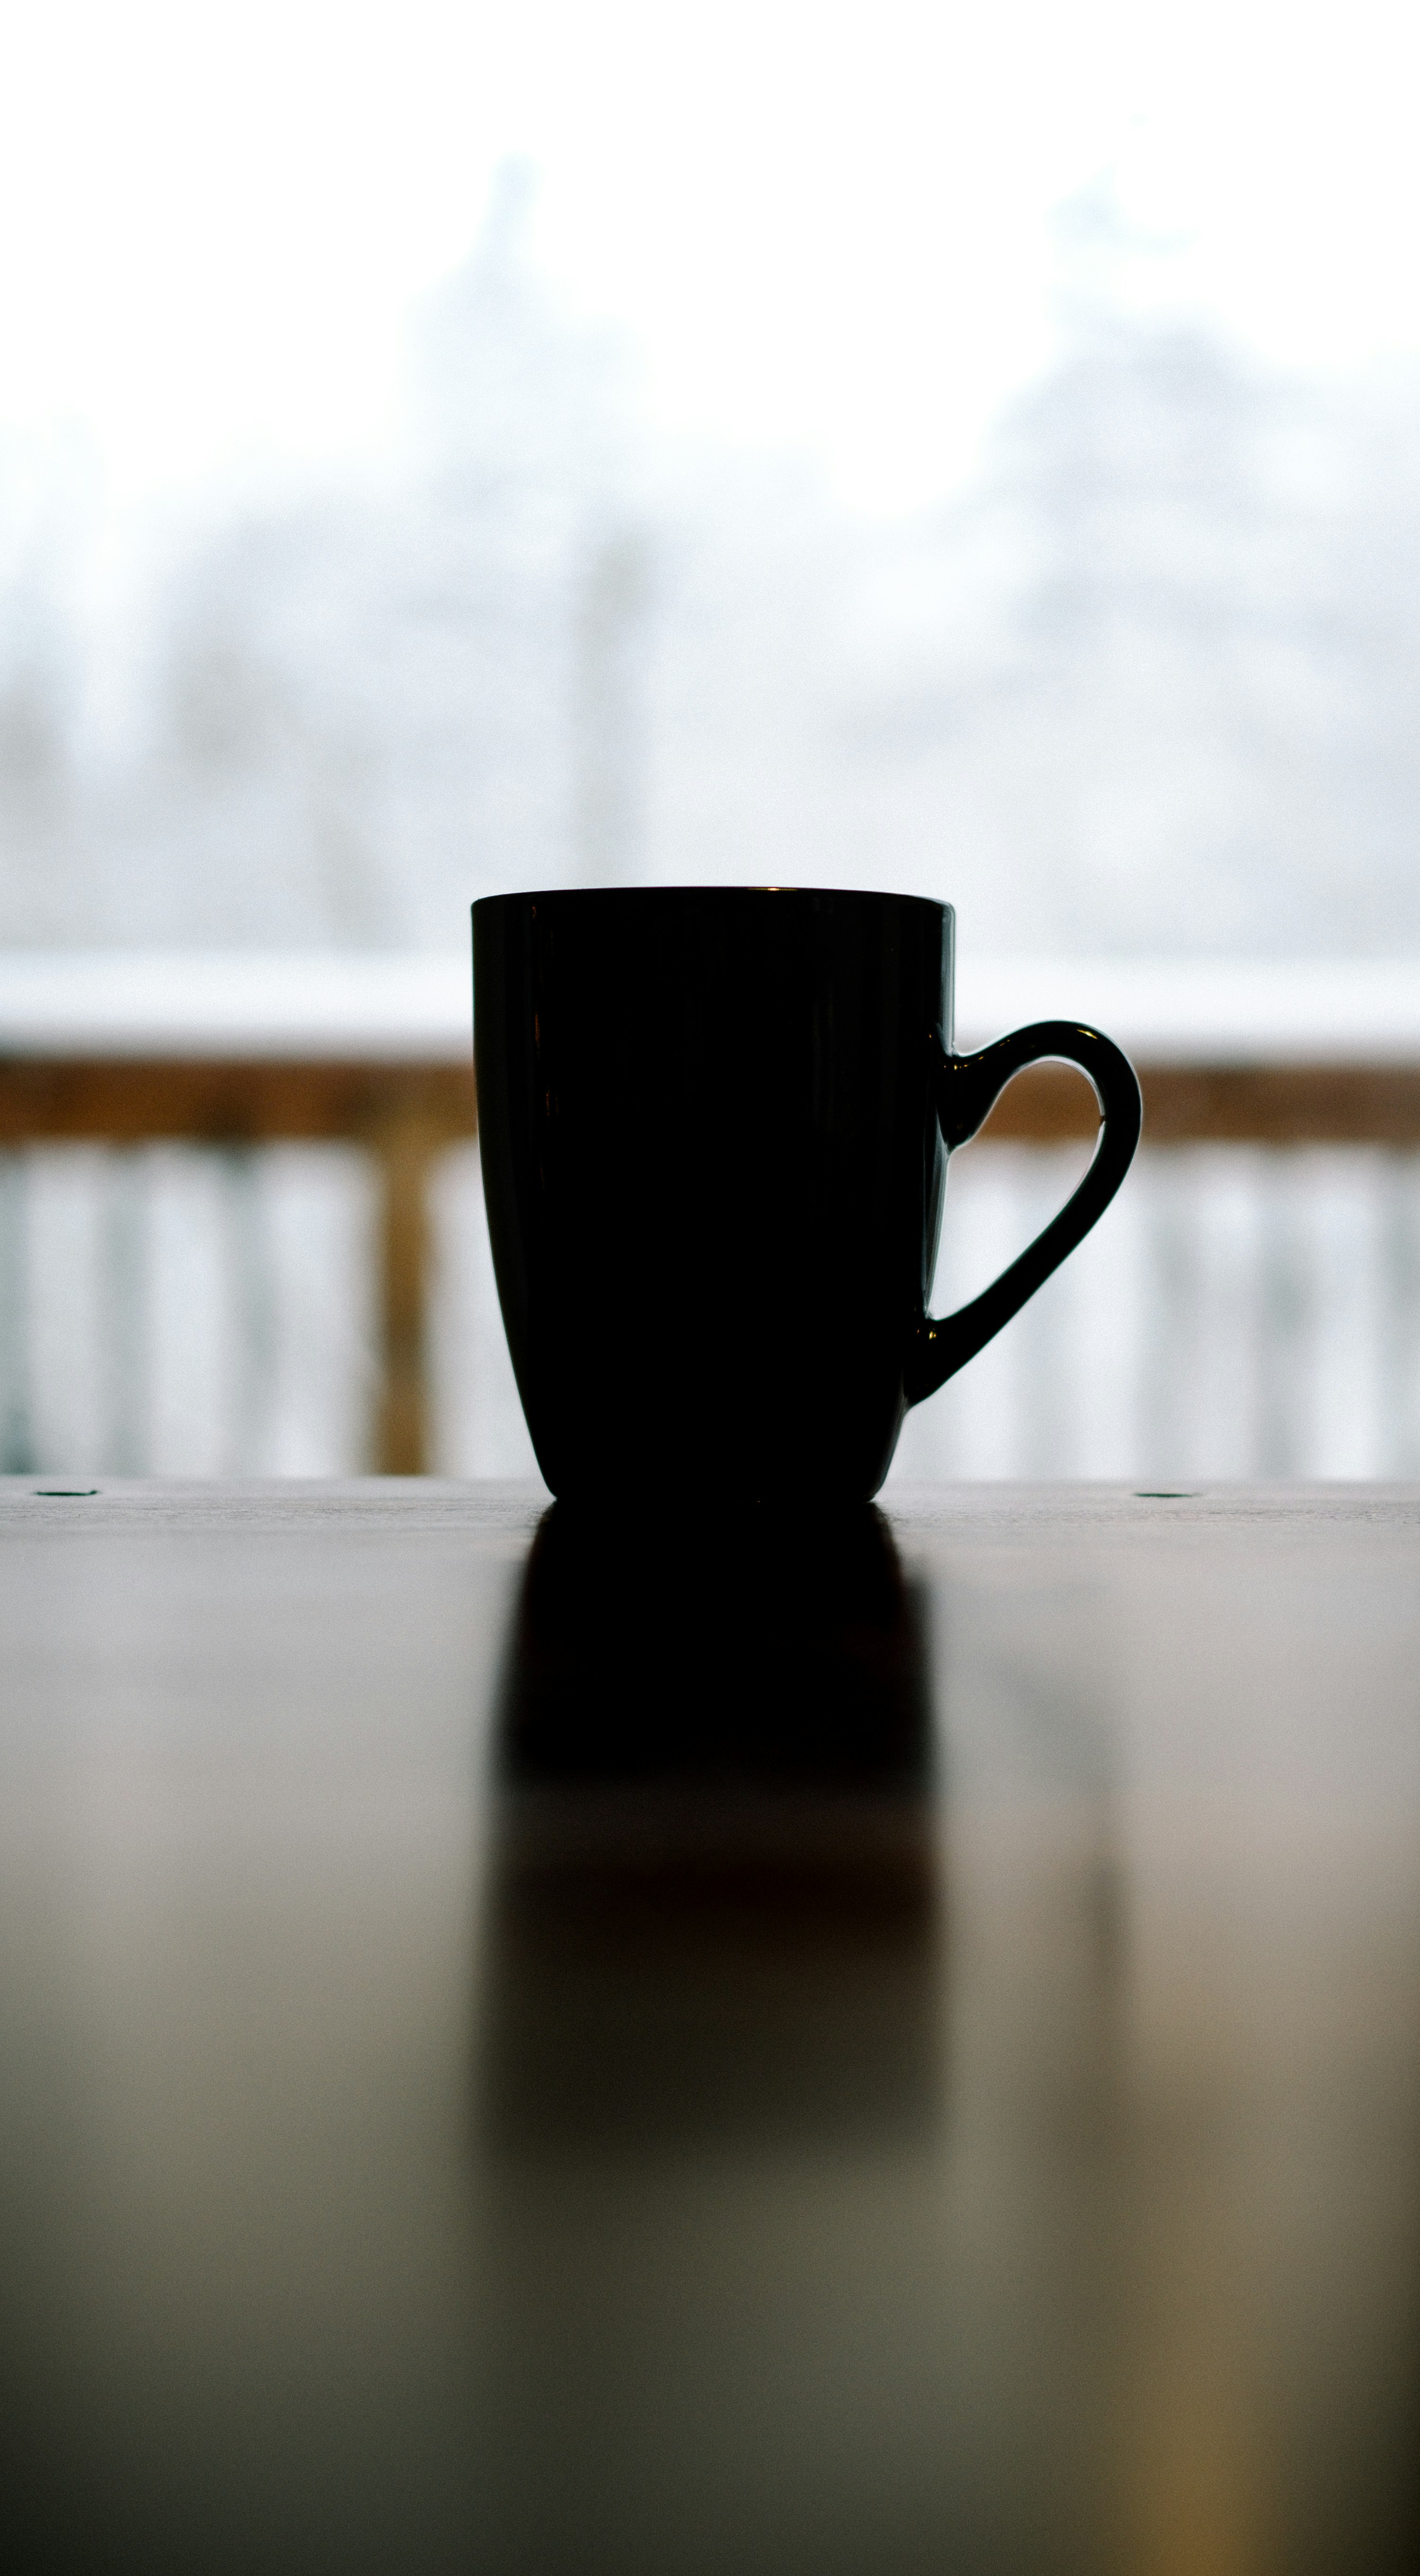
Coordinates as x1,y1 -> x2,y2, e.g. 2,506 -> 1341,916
2,1061 -> 1420,1154
0,1059 -> 476,1147
3,1057 -> 1420,1149
4,951 -> 1420,1065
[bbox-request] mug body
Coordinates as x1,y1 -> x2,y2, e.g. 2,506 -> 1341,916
473,886 -> 952,1503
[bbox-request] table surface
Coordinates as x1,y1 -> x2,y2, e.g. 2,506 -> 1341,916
3,1479 -> 1419,2576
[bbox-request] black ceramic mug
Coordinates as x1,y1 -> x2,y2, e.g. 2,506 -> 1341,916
473,887 -> 1141,1503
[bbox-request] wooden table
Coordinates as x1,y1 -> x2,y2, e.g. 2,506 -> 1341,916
2,1481 -> 1418,2575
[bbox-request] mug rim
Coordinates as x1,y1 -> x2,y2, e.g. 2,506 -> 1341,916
472,884 -> 952,915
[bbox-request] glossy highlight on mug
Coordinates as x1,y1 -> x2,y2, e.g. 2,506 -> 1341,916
473,887 -> 1141,1503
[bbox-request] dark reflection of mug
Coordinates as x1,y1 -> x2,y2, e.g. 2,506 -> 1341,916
473,1504 -> 945,2157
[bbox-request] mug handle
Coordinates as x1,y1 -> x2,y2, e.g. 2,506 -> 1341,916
905,1020 -> 1143,1404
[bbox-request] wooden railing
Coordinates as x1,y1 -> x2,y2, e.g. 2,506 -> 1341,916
6,1043 -> 1420,1471
0,1056 -> 476,1473
3,950 -> 1420,1469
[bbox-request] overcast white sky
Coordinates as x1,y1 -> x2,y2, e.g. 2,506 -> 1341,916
2,0 -> 1418,515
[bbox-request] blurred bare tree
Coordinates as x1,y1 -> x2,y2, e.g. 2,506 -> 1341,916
2,169 -> 1420,955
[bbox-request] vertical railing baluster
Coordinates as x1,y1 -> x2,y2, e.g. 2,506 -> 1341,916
220,1146 -> 279,1475
1138,1158 -> 1199,1484
1255,1163 -> 1314,1478
1013,1148 -> 1077,1478
1378,1153 -> 1420,1478
104,1150 -> 148,1476
0,1153 -> 36,1474
370,1113 -> 440,1475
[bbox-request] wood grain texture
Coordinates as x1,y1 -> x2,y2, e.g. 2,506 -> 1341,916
0,1056 -> 477,1145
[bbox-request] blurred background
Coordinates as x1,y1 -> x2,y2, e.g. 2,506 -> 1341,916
3,0 -> 1420,1482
